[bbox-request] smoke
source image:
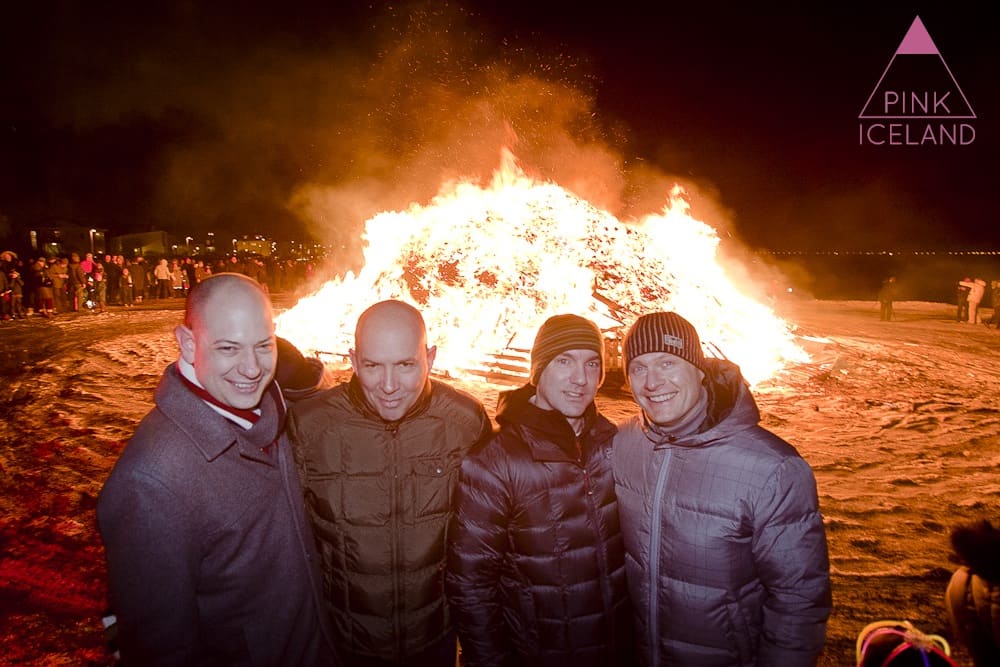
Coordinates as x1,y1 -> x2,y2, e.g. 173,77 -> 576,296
14,3 -> 370,238
12,2 -> 741,272
287,3 -> 629,272
736,178 -> 968,300
283,2 -> 757,279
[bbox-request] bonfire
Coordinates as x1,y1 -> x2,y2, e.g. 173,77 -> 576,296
276,150 -> 808,385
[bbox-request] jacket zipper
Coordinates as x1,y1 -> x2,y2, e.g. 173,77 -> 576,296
388,422 -> 403,661
576,436 -> 615,650
648,448 -> 672,666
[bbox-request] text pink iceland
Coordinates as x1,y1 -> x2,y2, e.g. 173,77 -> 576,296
858,15 -> 977,146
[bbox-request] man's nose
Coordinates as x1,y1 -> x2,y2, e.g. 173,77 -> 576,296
239,349 -> 261,376
380,367 -> 399,393
644,368 -> 663,391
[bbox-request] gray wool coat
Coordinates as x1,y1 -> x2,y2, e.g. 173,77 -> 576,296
97,363 -> 338,666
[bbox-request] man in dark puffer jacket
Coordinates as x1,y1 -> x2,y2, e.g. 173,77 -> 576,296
615,312 -> 831,666
447,314 -> 635,667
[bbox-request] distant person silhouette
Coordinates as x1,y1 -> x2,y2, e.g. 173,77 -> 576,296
957,278 -> 972,322
966,278 -> 986,324
988,280 -> 1000,328
878,276 -> 898,321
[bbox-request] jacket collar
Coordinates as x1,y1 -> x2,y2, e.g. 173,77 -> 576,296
640,357 -> 759,448
497,383 -> 612,462
156,363 -> 284,464
176,359 -> 261,427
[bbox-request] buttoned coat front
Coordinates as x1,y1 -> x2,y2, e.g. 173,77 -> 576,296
97,364 -> 336,666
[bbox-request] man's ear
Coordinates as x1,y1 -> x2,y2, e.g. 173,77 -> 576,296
426,345 -> 437,373
175,325 -> 196,364
348,348 -> 358,374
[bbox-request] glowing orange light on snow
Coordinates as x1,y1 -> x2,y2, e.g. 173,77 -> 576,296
275,150 -> 807,385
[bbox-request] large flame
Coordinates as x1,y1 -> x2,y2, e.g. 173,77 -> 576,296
276,150 -> 807,385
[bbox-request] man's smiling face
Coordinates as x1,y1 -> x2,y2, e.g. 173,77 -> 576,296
178,282 -> 276,410
627,351 -> 705,427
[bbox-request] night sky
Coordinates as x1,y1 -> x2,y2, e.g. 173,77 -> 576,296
2,2 -> 997,257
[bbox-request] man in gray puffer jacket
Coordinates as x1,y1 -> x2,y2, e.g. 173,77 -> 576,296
614,312 -> 831,666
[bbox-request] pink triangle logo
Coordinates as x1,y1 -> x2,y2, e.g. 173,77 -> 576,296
859,15 -> 976,120
896,16 -> 939,55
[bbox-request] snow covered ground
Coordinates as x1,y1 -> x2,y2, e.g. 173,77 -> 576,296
1,297 -> 997,665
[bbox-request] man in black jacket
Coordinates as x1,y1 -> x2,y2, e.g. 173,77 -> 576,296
446,314 -> 634,667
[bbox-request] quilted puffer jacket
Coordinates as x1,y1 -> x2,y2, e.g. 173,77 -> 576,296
614,358 -> 831,667
288,375 -> 492,663
446,384 -> 635,667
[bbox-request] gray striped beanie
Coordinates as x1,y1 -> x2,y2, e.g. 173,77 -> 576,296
530,314 -> 605,386
623,312 -> 705,371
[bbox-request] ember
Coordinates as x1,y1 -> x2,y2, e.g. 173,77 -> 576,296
275,150 -> 808,385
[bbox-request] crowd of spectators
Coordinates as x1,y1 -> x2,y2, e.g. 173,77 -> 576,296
1,250 -> 322,320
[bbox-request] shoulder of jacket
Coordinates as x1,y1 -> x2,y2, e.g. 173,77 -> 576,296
115,408 -> 207,481
467,427 -> 518,461
288,383 -> 351,419
741,425 -> 802,459
428,380 -> 488,423
613,414 -> 645,439
591,412 -> 618,440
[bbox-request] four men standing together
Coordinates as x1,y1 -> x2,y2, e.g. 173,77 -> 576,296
98,281 -> 831,666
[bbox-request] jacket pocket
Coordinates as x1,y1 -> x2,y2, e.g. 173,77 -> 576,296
342,475 -> 390,526
410,455 -> 457,520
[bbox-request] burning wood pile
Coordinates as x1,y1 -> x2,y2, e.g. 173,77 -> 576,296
276,151 -> 808,386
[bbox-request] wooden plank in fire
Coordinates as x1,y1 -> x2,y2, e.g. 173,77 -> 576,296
756,336 -> 842,386
313,350 -> 349,365
460,369 -> 527,387
591,290 -> 632,325
475,350 -> 529,371
460,349 -> 530,385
